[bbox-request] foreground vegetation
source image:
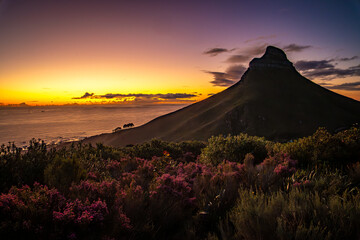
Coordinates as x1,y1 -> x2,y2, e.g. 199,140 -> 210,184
1,127 -> 360,240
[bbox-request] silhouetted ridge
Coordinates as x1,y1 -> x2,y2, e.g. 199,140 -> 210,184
249,46 -> 293,70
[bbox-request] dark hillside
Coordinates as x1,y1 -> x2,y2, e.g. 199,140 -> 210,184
83,46 -> 360,146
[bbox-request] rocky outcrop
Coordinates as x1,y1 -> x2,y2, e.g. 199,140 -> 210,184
249,46 -> 294,70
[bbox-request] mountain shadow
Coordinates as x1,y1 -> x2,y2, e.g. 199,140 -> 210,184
83,46 -> 360,146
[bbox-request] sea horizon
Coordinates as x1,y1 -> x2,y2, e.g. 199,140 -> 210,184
0,103 -> 188,148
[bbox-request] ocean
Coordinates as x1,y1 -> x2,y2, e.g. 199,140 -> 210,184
0,104 -> 187,148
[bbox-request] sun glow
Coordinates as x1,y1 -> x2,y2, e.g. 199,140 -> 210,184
0,62 -> 215,106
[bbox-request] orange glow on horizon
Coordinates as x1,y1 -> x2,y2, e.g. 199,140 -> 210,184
0,56 -> 220,106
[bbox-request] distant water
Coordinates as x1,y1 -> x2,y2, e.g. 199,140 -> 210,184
0,104 -> 187,147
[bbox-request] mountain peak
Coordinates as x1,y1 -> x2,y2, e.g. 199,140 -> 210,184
263,46 -> 288,61
83,43 -> 360,146
249,46 -> 293,70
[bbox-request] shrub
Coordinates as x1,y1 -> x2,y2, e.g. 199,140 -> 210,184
44,155 -> 86,193
0,183 -> 66,239
241,153 -> 297,192
291,168 -> 350,198
126,139 -> 182,160
0,183 -> 131,240
193,161 -> 244,237
200,134 -> 270,165
178,140 -> 207,158
274,127 -> 360,167
148,173 -> 196,236
0,140 -> 51,192
70,180 -> 121,207
230,188 -> 360,240
126,139 -> 205,161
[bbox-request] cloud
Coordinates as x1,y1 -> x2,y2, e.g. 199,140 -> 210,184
318,82 -> 333,87
283,44 -> 312,52
226,54 -> 251,63
224,44 -> 270,64
324,81 -> 360,91
72,92 -> 94,99
303,66 -> 360,79
282,44 -> 312,52
99,93 -> 197,99
154,93 -> 197,99
226,64 -> 247,77
338,56 -> 359,61
239,43 -> 311,56
2,102 -> 30,107
203,48 -> 234,56
224,43 -> 312,65
205,72 -> 235,87
242,43 -> 268,56
294,57 -> 360,80
72,92 -> 198,101
294,57 -> 359,72
212,42 -> 313,65
205,65 -> 247,87
350,64 -> 360,70
294,60 -> 334,71
244,35 -> 276,43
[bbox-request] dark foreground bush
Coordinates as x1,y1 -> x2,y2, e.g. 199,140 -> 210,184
44,155 -> 86,193
230,188 -> 360,240
0,139 -> 51,192
200,134 -> 270,165
273,127 -> 360,167
124,139 -> 206,160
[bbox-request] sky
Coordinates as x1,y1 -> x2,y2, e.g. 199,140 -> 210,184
0,0 -> 360,106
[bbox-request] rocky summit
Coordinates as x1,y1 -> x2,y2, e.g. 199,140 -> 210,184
83,46 -> 360,146
249,46 -> 294,69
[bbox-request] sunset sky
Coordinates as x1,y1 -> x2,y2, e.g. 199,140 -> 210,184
0,0 -> 360,106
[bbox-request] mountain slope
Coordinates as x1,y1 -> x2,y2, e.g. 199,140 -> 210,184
83,46 -> 360,146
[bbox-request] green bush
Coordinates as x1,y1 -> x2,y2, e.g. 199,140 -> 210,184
125,139 -> 206,161
230,188 -> 360,240
200,134 -> 270,165
44,155 -> 86,193
0,139 -> 51,192
274,127 -> 360,167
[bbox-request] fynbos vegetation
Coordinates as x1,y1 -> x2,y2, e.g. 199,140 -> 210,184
1,127 -> 360,239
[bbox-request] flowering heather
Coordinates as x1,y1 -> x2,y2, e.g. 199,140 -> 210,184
272,154 -> 297,176
53,199 -> 108,224
259,153 -> 297,176
70,180 -> 121,206
292,180 -> 312,188
0,183 -> 66,237
87,171 -> 98,180
151,173 -> 195,205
